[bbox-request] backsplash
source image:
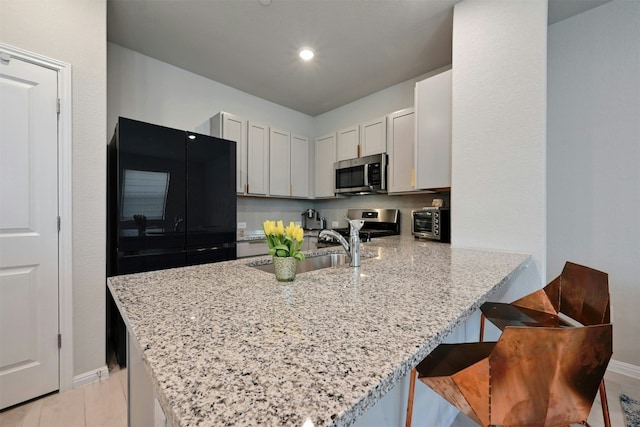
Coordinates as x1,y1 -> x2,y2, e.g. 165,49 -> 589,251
237,193 -> 450,238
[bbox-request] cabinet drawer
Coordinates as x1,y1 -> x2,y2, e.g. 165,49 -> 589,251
237,241 -> 269,258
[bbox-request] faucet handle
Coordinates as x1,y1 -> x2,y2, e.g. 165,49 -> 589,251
345,217 -> 365,233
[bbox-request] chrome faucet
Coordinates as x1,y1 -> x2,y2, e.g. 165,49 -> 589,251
319,218 -> 365,267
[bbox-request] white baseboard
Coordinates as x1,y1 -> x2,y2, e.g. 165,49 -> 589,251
608,359 -> 640,380
72,365 -> 110,389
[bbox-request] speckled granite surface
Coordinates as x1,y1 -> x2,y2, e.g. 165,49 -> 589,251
107,236 -> 530,427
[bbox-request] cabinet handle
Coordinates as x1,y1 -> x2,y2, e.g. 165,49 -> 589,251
357,144 -> 361,158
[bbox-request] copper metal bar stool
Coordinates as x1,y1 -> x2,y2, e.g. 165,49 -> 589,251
479,261 -> 612,427
414,324 -> 612,427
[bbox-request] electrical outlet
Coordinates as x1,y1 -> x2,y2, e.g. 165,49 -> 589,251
332,221 -> 339,228
237,222 -> 247,229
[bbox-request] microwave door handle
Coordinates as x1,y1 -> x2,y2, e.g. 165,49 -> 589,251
381,161 -> 386,190
363,164 -> 369,187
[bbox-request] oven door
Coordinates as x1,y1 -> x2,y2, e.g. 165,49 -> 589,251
412,209 -> 438,240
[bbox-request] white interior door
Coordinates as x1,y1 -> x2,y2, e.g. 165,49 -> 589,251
0,55 -> 60,409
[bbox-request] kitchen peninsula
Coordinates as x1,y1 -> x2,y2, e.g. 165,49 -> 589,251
107,236 -> 530,427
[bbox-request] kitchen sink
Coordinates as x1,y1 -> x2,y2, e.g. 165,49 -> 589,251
250,253 -> 348,274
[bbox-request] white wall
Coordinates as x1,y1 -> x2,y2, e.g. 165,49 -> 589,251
451,0 -> 547,290
547,0 -> 640,366
313,66 -> 449,138
0,0 -> 107,376
108,43 -> 314,138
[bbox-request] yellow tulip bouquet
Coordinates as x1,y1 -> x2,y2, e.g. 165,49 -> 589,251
262,220 -> 306,261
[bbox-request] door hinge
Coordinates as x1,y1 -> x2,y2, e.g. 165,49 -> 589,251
56,98 -> 61,114
58,334 -> 62,349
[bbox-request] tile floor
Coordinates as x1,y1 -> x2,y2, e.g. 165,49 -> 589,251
0,368 -> 636,426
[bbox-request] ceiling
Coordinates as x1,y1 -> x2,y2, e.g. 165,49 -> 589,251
107,0 -> 611,117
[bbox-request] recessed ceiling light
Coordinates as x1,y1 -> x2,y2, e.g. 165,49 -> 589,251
299,48 -> 315,61
258,0 -> 271,6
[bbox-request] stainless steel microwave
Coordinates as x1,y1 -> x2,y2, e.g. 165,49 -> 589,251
412,207 -> 450,242
334,153 -> 387,195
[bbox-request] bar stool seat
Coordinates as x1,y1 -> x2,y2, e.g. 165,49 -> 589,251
478,261 -> 612,427
416,325 -> 612,427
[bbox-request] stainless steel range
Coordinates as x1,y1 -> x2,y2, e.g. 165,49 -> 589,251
317,208 -> 400,247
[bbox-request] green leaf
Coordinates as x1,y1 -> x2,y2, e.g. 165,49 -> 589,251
274,244 -> 288,251
276,249 -> 288,257
267,248 -> 276,256
293,252 -> 305,261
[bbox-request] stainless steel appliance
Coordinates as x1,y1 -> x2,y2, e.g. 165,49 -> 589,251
412,207 -> 450,242
334,153 -> 387,195
301,209 -> 326,230
318,208 -> 400,247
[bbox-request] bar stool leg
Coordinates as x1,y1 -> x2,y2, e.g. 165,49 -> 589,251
405,367 -> 417,427
479,312 -> 485,342
599,380 -> 611,427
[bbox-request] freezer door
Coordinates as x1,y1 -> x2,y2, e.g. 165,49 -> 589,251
185,132 -> 237,249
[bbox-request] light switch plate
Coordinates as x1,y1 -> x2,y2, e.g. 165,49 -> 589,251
237,222 -> 247,229
332,221 -> 339,227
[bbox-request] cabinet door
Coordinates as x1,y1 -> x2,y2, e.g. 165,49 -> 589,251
415,69 -> 452,190
291,134 -> 310,198
336,125 -> 359,161
388,108 -> 416,193
314,133 -> 336,198
212,112 -> 246,194
269,128 -> 291,197
361,116 -> 387,157
247,121 -> 269,195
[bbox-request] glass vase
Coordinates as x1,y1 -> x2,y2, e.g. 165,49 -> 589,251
273,256 -> 298,282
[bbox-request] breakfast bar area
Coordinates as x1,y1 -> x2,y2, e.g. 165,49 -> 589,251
107,236 -> 530,427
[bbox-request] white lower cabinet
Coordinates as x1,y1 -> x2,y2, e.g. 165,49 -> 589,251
237,241 -> 269,258
314,133 -> 337,198
247,121 -> 269,195
415,69 -> 452,190
387,108 -> 415,193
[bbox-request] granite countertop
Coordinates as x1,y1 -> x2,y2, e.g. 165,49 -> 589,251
107,236 -> 530,427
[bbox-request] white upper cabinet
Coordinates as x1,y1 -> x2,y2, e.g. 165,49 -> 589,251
415,69 -> 452,190
361,116 -> 387,157
291,134 -> 310,198
211,112 -> 246,194
336,126 -> 359,161
314,133 -> 336,198
387,108 -> 416,193
269,128 -> 291,197
247,121 -> 269,195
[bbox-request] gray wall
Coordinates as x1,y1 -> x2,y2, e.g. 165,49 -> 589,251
0,0 -> 107,376
547,0 -> 640,366
108,43 -> 315,139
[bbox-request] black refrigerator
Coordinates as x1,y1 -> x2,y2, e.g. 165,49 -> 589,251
107,117 -> 236,365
